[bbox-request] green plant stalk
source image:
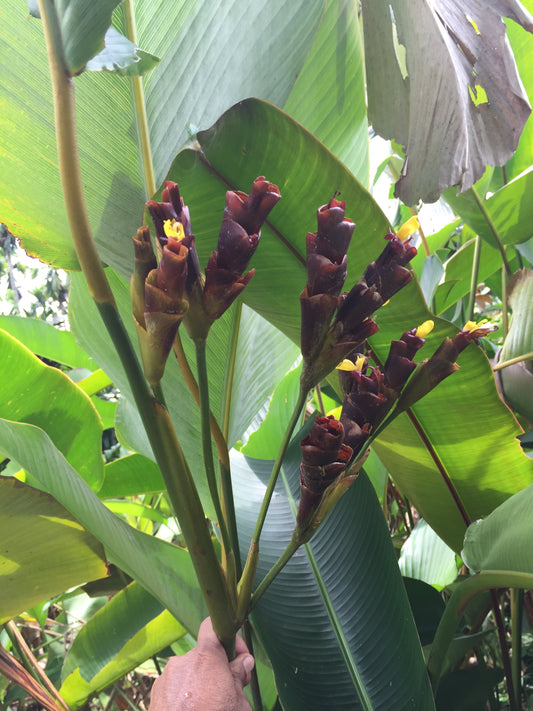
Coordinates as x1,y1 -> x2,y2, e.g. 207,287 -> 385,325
122,0 -> 156,198
173,334 -> 230,467
241,623 -> 262,711
490,588 -> 518,711
98,304 -> 237,657
250,386 -> 307,546
221,303 -> 242,443
427,570 -> 533,690
511,588 -> 523,706
238,386 -> 306,609
219,303 -> 243,571
502,267 -> 509,338
467,235 -> 481,322
38,0 -> 116,307
195,339 -> 233,562
39,0 -> 237,656
493,351 -> 533,371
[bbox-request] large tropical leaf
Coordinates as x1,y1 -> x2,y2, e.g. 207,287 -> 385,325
361,0 -> 533,204
0,315 -> 95,370
0,329 -> 103,489
231,444 -> 435,710
0,418 -> 206,635
1,0 -> 371,276
283,0 -> 369,183
398,519 -> 458,590
462,483 -> 533,572
60,582 -> 187,708
443,169 -> 533,250
0,476 -> 107,624
370,283 -> 533,552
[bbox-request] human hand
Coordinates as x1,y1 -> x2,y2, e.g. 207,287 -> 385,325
149,618 -> 255,711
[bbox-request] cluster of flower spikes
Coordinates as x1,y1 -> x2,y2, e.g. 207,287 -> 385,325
131,177 -> 280,386
296,323 -> 428,525
295,197 -> 495,527
296,318 -> 495,527
299,197 -> 417,390
297,321 -> 494,525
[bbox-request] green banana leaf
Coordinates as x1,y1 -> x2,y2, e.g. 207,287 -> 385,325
167,98 -> 389,346
231,440 -> 435,710
443,170 -> 533,250
370,283 -> 533,553
98,453 -> 164,498
0,418 -> 206,635
59,581 -> 188,708
462,483 -> 533,573
0,315 -> 96,370
0,329 -> 103,490
398,520 -> 458,590
500,0 -> 533,181
1,0 -> 370,276
0,476 -> 107,624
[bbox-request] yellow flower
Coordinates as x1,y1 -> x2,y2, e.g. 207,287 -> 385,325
336,355 -> 366,372
415,320 -> 434,338
463,318 -> 489,333
395,215 -> 420,243
164,219 -> 185,241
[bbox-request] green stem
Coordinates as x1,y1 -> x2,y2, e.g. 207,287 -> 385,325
242,622 -> 262,711
38,0 -> 115,306
238,387 -> 307,614
173,334 -> 230,467
195,340 -> 233,560
493,351 -> 533,371
250,386 -> 307,546
502,268 -> 509,338
315,384 -> 325,415
511,588 -> 523,707
98,305 -> 237,654
427,571 -> 533,690
467,235 -> 481,322
152,381 -> 167,407
490,589 -> 518,711
122,0 -> 156,198
471,186 -> 512,277
221,303 -> 242,443
39,1 -> 236,655
219,303 -> 242,571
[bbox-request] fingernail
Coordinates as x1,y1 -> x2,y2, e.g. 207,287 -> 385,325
243,655 -> 255,674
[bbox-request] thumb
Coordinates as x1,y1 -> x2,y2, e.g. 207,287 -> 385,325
229,652 -> 255,689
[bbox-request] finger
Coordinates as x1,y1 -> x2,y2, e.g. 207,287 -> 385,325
196,618 -> 223,652
230,653 -> 255,688
235,633 -> 250,656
